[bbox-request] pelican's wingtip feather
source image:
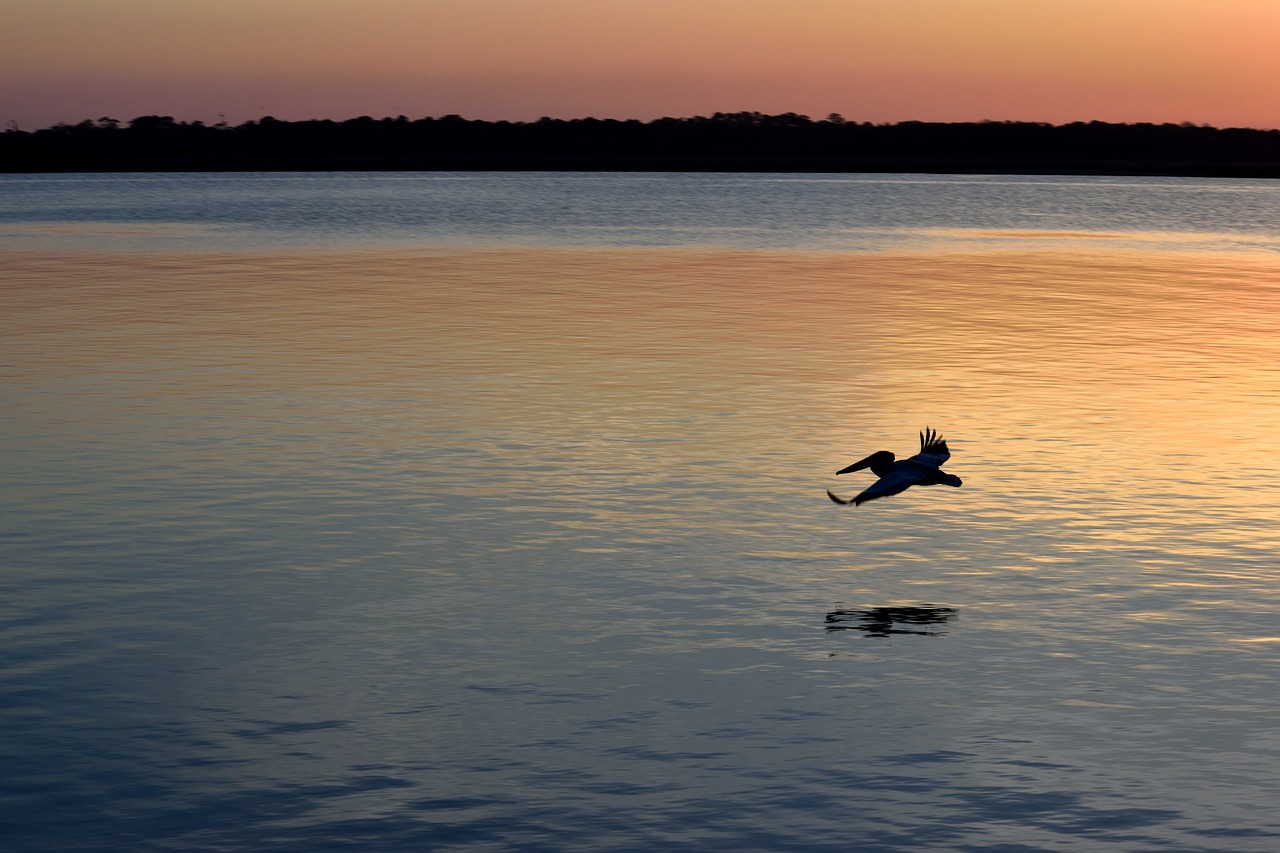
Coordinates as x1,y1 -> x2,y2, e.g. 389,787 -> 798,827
919,426 -> 946,451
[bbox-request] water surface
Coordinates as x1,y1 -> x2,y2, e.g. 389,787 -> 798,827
3,171 -> 1280,255
3,174 -> 1280,851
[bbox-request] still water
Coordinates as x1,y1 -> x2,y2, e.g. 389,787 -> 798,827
3,173 -> 1280,851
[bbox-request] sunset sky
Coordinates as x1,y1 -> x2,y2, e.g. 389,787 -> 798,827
4,0 -> 1278,130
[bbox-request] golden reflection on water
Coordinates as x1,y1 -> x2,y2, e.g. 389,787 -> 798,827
6,245 -> 1280,600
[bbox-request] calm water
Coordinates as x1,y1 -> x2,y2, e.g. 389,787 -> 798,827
3,173 -> 1280,851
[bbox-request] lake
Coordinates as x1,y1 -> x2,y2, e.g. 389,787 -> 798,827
3,172 -> 1280,851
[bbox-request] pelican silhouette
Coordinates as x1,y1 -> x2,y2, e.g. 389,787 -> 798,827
828,427 -> 962,506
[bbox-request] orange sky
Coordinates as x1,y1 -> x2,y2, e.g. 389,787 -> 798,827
4,0 -> 1278,130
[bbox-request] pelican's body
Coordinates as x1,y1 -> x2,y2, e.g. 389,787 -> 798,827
828,428 -> 962,506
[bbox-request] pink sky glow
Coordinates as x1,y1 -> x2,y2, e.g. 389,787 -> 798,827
4,0 -> 1278,130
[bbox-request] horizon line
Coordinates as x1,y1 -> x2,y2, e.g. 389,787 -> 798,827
10,112 -> 1280,134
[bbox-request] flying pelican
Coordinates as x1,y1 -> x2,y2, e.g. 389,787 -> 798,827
828,427 -> 962,506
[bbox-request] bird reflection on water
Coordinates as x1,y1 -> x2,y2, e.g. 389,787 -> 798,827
825,605 -> 957,637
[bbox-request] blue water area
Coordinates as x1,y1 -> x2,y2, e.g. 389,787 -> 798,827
2,171 -> 1279,254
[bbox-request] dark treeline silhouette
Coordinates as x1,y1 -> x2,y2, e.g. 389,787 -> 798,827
4,112 -> 1280,176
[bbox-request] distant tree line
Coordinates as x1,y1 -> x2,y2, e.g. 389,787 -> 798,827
3,112 -> 1279,176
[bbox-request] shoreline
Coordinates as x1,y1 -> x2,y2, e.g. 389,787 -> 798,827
9,114 -> 1277,178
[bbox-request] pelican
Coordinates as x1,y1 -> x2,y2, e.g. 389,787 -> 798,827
828,427 -> 962,506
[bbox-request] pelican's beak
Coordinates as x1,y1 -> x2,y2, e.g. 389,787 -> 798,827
836,454 -> 875,475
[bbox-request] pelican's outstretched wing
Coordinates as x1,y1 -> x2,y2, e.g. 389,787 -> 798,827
908,427 -> 950,468
829,464 -> 935,505
849,465 -> 933,505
